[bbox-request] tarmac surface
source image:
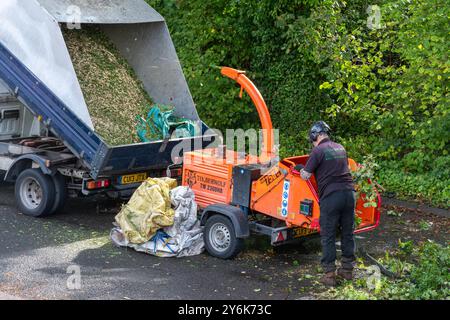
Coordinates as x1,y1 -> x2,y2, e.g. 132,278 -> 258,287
0,181 -> 448,300
0,182 -> 322,300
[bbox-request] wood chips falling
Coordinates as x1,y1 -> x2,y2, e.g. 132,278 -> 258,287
63,26 -> 152,146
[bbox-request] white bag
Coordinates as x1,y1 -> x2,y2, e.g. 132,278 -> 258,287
111,186 -> 204,258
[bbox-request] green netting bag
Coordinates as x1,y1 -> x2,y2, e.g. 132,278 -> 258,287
136,105 -> 196,142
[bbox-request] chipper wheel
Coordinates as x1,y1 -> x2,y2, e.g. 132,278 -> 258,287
15,169 -> 56,217
204,215 -> 244,259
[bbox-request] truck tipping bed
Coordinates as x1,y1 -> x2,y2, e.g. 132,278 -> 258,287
0,42 -> 215,179
0,0 -> 215,179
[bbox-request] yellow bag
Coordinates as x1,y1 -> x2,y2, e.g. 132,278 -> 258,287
115,178 -> 178,244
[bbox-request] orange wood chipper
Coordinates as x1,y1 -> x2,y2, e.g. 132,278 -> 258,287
182,67 -> 381,259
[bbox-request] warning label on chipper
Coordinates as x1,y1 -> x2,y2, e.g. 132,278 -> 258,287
185,171 -> 227,194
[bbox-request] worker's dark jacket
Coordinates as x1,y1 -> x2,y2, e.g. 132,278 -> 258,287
304,138 -> 354,201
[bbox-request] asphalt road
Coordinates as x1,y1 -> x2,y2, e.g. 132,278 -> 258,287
0,182 -> 322,300
1,181 -> 448,300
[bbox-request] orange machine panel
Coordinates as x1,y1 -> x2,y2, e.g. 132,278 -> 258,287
182,148 -> 255,209
250,163 -> 321,229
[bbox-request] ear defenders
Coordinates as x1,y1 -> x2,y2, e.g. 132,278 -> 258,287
309,131 -> 320,143
309,121 -> 331,143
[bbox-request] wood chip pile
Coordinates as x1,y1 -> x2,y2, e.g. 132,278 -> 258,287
63,26 -> 152,146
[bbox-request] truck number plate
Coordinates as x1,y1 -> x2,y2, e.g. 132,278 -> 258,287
119,173 -> 147,185
293,227 -> 316,238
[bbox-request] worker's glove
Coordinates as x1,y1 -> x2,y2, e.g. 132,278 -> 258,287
294,164 -> 305,172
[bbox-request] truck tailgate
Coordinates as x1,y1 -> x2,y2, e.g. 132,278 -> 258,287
92,124 -> 217,178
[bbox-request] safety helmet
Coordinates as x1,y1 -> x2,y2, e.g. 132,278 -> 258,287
309,121 -> 331,143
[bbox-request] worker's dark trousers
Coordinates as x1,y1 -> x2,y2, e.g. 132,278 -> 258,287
319,190 -> 357,273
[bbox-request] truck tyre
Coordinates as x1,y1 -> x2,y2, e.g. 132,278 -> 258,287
49,173 -> 67,215
15,169 -> 56,217
204,214 -> 244,259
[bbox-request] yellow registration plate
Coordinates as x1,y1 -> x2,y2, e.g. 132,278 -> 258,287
120,173 -> 148,185
293,227 -> 317,238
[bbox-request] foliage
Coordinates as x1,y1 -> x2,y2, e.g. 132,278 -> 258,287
146,0 -> 260,130
378,161 -> 450,208
352,155 -> 380,208
146,0 -> 449,207
326,240 -> 450,300
146,0 -> 332,150
315,0 -> 449,208
418,220 -> 433,231
387,210 -> 403,217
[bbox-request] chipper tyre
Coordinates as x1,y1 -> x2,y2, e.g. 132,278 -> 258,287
204,214 -> 244,259
15,169 -> 56,218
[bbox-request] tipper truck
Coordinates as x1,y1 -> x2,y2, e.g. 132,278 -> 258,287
0,1 -> 380,260
0,0 -> 216,217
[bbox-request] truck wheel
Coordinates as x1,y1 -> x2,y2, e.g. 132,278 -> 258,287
49,173 -> 67,215
15,169 -> 56,217
204,215 -> 244,259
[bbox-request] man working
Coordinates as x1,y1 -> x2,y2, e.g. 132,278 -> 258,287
298,121 -> 356,286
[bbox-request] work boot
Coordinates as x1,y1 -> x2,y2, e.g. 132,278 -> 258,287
320,272 -> 337,287
337,268 -> 354,281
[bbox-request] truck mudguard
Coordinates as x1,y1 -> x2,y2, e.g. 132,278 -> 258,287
5,154 -> 53,182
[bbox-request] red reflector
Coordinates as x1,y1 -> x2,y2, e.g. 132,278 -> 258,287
311,219 -> 321,231
276,231 -> 285,243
